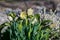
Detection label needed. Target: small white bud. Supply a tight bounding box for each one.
[8,16,13,21]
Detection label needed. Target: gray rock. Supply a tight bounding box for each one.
[56,11,60,17]
[56,3,60,11]
[0,12,8,25]
[5,8,12,14]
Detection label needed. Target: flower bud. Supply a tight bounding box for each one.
[27,8,34,16]
[8,16,13,21]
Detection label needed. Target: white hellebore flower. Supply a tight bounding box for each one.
[27,8,34,16]
[32,18,37,24]
[8,16,13,21]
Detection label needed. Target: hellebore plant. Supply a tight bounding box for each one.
[0,8,60,40]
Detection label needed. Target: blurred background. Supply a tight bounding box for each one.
[0,0,60,11]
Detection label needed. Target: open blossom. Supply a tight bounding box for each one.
[8,16,13,21]
[20,11,27,19]
[27,8,34,16]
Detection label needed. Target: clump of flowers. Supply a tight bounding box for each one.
[0,8,60,40]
